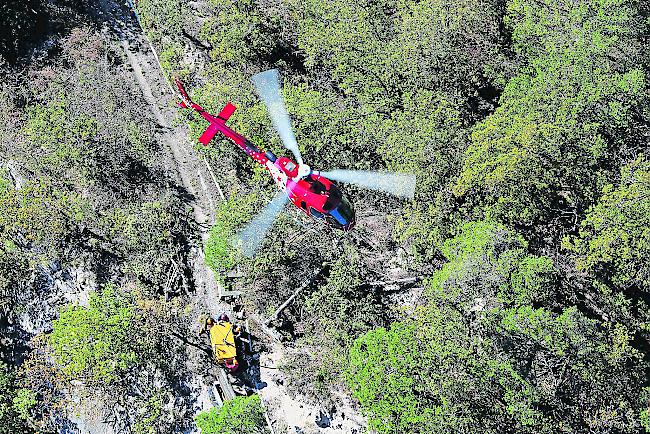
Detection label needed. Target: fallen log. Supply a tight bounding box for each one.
[264,269,323,326]
[360,276,424,288]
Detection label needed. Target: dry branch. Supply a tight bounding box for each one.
[361,276,424,287]
[264,269,323,326]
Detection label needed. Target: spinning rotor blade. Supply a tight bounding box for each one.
[235,191,289,257]
[251,69,303,165]
[318,170,416,199]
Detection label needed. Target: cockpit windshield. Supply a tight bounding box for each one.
[335,196,355,223]
[322,183,342,211]
[326,195,355,230]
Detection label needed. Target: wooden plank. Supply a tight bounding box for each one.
[217,367,236,401]
[219,289,242,298]
[208,384,223,407]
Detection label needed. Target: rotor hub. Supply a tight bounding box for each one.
[297,164,311,179]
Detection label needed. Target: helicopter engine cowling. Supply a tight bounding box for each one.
[275,156,299,178]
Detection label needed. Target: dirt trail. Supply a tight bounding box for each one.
[258,343,366,434]
[120,37,224,313]
[99,1,226,316]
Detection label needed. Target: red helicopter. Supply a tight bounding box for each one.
[175,69,415,255]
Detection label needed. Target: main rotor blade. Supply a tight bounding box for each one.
[235,191,289,257]
[318,170,416,199]
[251,69,303,165]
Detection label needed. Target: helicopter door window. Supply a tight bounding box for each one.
[322,186,342,211]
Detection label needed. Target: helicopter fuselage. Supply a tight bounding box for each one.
[176,79,355,230]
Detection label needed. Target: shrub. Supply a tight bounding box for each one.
[195,395,268,434]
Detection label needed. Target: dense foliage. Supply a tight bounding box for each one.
[0,7,203,432]
[0,362,35,434]
[39,285,198,432]
[195,395,269,434]
[568,158,650,291]
[347,222,646,433]
[49,287,138,385]
[0,24,193,310]
[131,0,650,431]
[1,0,649,431]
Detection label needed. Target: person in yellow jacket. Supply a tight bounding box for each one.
[200,314,240,373]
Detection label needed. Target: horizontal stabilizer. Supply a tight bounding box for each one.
[218,103,237,121]
[199,123,220,146]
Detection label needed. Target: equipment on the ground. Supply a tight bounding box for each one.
[175,69,416,256]
[209,318,239,373]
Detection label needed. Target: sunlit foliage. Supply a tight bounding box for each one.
[195,395,268,434]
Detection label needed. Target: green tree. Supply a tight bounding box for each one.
[204,193,256,273]
[0,172,84,315]
[100,198,190,288]
[132,392,164,434]
[347,221,646,433]
[453,0,647,230]
[0,239,29,315]
[0,173,84,256]
[294,0,509,111]
[0,18,203,434]
[49,287,138,386]
[346,323,433,433]
[567,157,650,291]
[431,220,555,307]
[195,395,269,434]
[4,28,194,296]
[199,0,290,68]
[0,362,35,434]
[18,28,160,195]
[286,244,384,399]
[136,0,185,45]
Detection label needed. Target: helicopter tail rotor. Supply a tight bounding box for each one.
[252,69,304,166]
